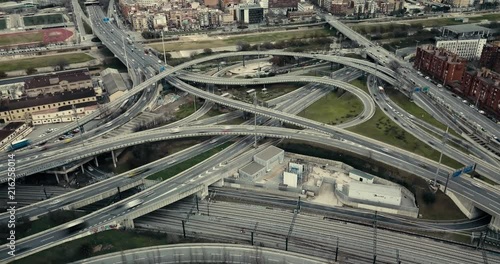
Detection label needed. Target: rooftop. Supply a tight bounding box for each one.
[0,88,96,112]
[349,169,374,180]
[254,146,283,162]
[2,122,24,131]
[240,162,265,176]
[442,24,491,34]
[348,181,401,197]
[102,70,128,95]
[24,69,91,90]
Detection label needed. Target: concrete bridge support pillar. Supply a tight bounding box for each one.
[94,156,99,167]
[197,185,209,200]
[81,165,85,174]
[242,55,245,67]
[121,218,135,230]
[490,216,500,231]
[54,172,60,184]
[330,61,334,70]
[64,173,69,183]
[213,178,224,187]
[111,150,117,168]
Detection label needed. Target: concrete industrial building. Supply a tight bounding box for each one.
[239,162,266,179]
[0,122,29,149]
[24,69,93,98]
[460,68,500,118]
[435,24,491,60]
[414,45,468,86]
[480,42,500,74]
[101,68,128,102]
[254,146,284,171]
[347,181,402,206]
[283,171,298,188]
[349,169,374,183]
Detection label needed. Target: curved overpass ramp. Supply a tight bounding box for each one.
[70,243,329,264]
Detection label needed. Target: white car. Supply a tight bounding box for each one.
[437,84,443,88]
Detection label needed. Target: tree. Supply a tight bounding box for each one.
[26,67,37,75]
[236,41,251,51]
[78,243,93,258]
[190,51,198,58]
[0,71,7,78]
[203,48,213,55]
[422,190,436,205]
[55,59,69,71]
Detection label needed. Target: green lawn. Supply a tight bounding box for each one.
[150,28,330,52]
[0,31,43,47]
[219,117,246,125]
[0,53,94,72]
[347,108,463,169]
[23,14,64,26]
[18,211,86,240]
[350,79,369,93]
[12,230,183,264]
[0,19,6,30]
[146,142,233,181]
[175,100,199,119]
[384,89,459,135]
[299,91,364,125]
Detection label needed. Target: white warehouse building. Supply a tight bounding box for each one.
[348,182,402,206]
[349,169,374,184]
[254,146,284,172]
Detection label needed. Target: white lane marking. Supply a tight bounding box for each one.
[489,203,500,211]
[99,215,108,219]
[40,236,54,242]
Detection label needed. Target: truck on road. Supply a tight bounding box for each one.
[8,139,30,151]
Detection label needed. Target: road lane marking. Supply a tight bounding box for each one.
[40,236,54,242]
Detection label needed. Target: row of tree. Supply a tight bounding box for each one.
[236,37,332,52]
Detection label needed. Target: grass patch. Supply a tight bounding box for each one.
[150,28,331,52]
[146,142,233,181]
[12,230,205,264]
[0,19,6,30]
[0,31,43,47]
[349,79,369,93]
[385,89,461,138]
[23,14,64,26]
[175,100,199,119]
[219,117,246,125]
[299,91,363,125]
[20,211,86,239]
[347,108,463,168]
[0,53,94,72]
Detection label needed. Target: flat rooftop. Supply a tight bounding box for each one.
[350,169,374,180]
[254,146,283,162]
[240,162,265,176]
[442,24,491,34]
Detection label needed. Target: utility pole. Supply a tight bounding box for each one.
[433,126,449,187]
[372,211,377,264]
[72,104,85,147]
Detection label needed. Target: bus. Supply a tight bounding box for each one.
[246,89,255,94]
[221,93,230,98]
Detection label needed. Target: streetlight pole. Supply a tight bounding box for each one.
[253,91,257,148]
[433,126,449,187]
[161,30,167,63]
[72,104,85,147]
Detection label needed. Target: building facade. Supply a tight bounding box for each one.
[435,38,487,60]
[0,88,97,124]
[348,181,402,206]
[237,4,264,24]
[24,69,93,98]
[460,69,500,118]
[414,45,468,86]
[480,42,500,74]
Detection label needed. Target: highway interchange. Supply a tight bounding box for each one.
[1,4,500,263]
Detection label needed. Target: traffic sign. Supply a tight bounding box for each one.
[462,163,476,174]
[103,17,110,22]
[159,66,166,72]
[452,169,463,178]
[414,87,421,92]
[423,87,429,92]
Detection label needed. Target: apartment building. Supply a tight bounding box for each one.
[461,68,500,117]
[414,44,468,86]
[435,24,491,60]
[0,88,97,124]
[24,69,93,98]
[479,42,500,74]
